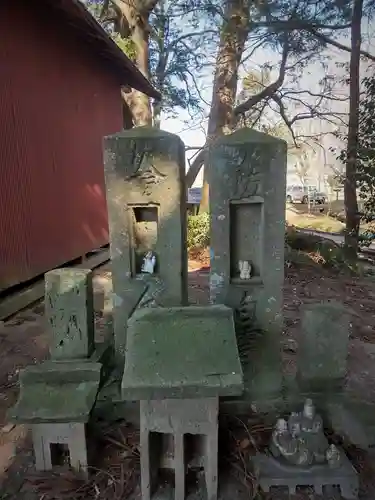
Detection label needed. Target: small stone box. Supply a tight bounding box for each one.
[122,305,244,500]
[8,361,101,476]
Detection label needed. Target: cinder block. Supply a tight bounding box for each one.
[31,422,88,476]
[140,398,218,500]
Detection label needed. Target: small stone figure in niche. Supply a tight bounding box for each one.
[269,398,340,467]
[141,251,156,274]
[326,444,342,468]
[238,260,252,280]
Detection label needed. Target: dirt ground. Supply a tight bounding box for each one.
[0,255,374,498]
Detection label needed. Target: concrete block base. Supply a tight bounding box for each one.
[32,422,88,476]
[140,398,219,500]
[253,452,359,499]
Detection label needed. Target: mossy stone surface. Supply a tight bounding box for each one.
[122,305,243,400]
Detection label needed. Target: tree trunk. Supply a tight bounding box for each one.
[152,1,167,129]
[131,23,153,125]
[198,0,250,212]
[344,0,363,257]
[110,0,155,125]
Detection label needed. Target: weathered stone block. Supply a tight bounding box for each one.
[140,398,218,500]
[121,305,243,400]
[45,269,94,360]
[297,301,350,389]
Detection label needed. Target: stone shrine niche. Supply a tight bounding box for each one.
[229,198,264,283]
[129,204,159,275]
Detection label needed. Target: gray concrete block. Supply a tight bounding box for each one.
[253,452,359,499]
[31,422,88,476]
[140,398,219,500]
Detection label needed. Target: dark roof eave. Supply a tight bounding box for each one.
[43,0,161,100]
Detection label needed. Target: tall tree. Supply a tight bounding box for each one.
[83,0,208,127]
[100,0,160,125]
[199,0,251,212]
[186,0,375,214]
[344,0,364,257]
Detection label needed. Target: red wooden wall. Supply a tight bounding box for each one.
[0,1,123,291]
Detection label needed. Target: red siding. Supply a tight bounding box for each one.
[0,1,123,291]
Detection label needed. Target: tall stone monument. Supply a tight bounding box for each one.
[208,128,287,409]
[103,127,188,366]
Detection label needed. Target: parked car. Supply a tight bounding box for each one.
[286,186,327,205]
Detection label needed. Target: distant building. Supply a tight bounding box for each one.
[0,0,159,292]
[187,187,202,214]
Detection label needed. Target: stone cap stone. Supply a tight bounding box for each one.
[104,126,183,143]
[8,361,101,424]
[215,128,287,145]
[121,305,244,400]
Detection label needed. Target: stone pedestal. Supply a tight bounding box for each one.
[208,129,287,409]
[140,398,218,500]
[8,360,101,474]
[253,453,358,499]
[121,305,243,500]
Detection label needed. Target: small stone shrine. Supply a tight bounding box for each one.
[254,399,359,498]
[122,305,243,500]
[8,269,102,475]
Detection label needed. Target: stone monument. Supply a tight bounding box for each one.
[8,269,102,475]
[253,398,359,498]
[208,128,287,409]
[103,127,188,368]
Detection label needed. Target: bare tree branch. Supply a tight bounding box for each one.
[309,27,375,61]
[234,39,289,116]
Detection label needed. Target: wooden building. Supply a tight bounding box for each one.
[0,0,159,292]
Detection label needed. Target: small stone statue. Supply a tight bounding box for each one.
[141,251,156,274]
[238,260,252,279]
[326,444,342,468]
[270,418,312,466]
[270,399,330,467]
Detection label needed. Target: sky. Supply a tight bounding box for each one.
[160,21,375,188]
